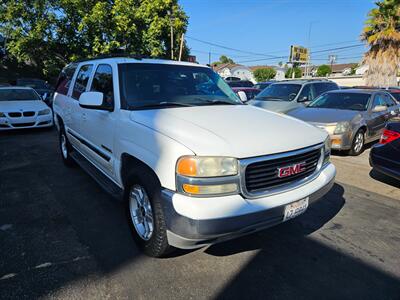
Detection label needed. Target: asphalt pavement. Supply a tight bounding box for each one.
[0,129,399,300]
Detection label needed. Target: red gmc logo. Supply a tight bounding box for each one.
[277,162,307,178]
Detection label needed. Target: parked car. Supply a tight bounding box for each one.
[248,80,339,113]
[254,81,274,90]
[227,80,254,88]
[53,57,335,257]
[224,76,241,82]
[232,87,261,101]
[0,86,53,130]
[16,78,54,107]
[370,121,400,181]
[288,89,400,155]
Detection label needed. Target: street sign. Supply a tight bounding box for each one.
[289,45,309,63]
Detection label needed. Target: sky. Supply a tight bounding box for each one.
[179,0,376,67]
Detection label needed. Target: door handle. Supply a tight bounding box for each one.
[82,113,87,121]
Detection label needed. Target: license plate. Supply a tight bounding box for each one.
[283,197,309,221]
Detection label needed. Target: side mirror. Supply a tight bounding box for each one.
[372,105,387,113]
[79,91,107,110]
[297,96,308,103]
[237,91,248,102]
[289,93,297,101]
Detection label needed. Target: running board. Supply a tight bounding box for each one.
[70,151,124,201]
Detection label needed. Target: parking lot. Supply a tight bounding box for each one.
[0,128,399,299]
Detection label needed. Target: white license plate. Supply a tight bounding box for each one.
[283,197,309,221]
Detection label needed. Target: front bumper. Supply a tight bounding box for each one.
[0,114,53,130]
[329,133,352,150]
[161,163,336,249]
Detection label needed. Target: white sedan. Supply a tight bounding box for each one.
[0,86,53,130]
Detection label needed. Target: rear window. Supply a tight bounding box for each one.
[228,81,254,87]
[313,82,338,97]
[0,89,40,101]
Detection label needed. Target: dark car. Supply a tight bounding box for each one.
[16,78,54,107]
[370,121,400,180]
[232,87,261,101]
[227,80,254,88]
[254,81,274,90]
[387,89,400,102]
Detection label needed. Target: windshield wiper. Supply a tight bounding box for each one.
[131,102,194,110]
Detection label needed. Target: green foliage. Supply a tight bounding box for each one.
[253,67,276,82]
[285,67,302,78]
[0,0,189,80]
[316,65,332,77]
[212,55,235,66]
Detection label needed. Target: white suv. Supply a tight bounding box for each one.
[53,57,336,257]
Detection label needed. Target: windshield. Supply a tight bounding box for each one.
[309,92,371,111]
[119,63,241,109]
[17,79,48,90]
[0,89,40,101]
[255,84,301,101]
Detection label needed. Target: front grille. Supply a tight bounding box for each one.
[245,147,322,193]
[23,111,35,117]
[8,112,22,117]
[11,122,35,128]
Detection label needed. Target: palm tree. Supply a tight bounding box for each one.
[362,0,400,87]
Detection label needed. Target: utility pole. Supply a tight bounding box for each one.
[167,10,174,60]
[208,51,211,66]
[178,33,184,61]
[329,55,337,77]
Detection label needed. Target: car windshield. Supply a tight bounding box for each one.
[390,93,400,102]
[17,79,48,89]
[308,92,371,111]
[119,63,242,109]
[0,89,40,101]
[255,84,301,101]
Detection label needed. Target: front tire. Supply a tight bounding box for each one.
[349,129,365,156]
[59,128,75,167]
[125,167,172,257]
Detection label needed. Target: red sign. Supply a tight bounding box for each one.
[277,162,307,178]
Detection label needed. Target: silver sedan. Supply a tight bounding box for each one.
[288,89,400,155]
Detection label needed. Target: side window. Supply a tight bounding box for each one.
[55,65,77,96]
[72,64,93,100]
[383,94,396,107]
[90,64,114,109]
[313,83,331,98]
[372,94,386,108]
[298,84,312,100]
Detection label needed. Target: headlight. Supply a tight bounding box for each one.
[38,109,51,115]
[0,112,5,117]
[323,136,331,165]
[334,121,350,134]
[176,156,238,177]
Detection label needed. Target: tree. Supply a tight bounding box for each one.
[285,67,302,78]
[253,67,276,82]
[362,0,400,87]
[316,65,332,77]
[212,55,235,66]
[0,0,189,80]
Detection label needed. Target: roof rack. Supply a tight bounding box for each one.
[72,53,146,63]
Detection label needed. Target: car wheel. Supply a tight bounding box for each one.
[349,129,365,156]
[59,128,75,167]
[125,167,172,257]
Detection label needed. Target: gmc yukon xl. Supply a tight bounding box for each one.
[53,57,336,257]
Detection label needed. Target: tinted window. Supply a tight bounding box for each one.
[227,81,254,87]
[90,64,114,109]
[72,64,93,100]
[383,94,396,106]
[56,64,77,96]
[255,84,301,101]
[0,89,40,101]
[390,93,400,102]
[372,94,386,108]
[313,82,338,97]
[119,63,241,109]
[298,84,313,101]
[309,92,371,111]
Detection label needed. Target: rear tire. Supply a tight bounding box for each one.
[124,166,172,257]
[59,127,75,167]
[349,129,365,156]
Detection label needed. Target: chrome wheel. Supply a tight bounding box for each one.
[353,132,364,153]
[61,133,68,159]
[129,185,154,241]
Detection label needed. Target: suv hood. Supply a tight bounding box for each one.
[288,107,360,124]
[130,105,326,158]
[248,99,298,113]
[0,100,48,112]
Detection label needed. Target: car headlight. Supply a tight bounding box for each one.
[38,109,51,115]
[176,156,239,196]
[334,121,350,134]
[323,136,331,165]
[0,112,5,118]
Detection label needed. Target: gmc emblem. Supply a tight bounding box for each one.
[277,162,307,178]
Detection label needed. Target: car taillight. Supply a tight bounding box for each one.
[379,129,400,144]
